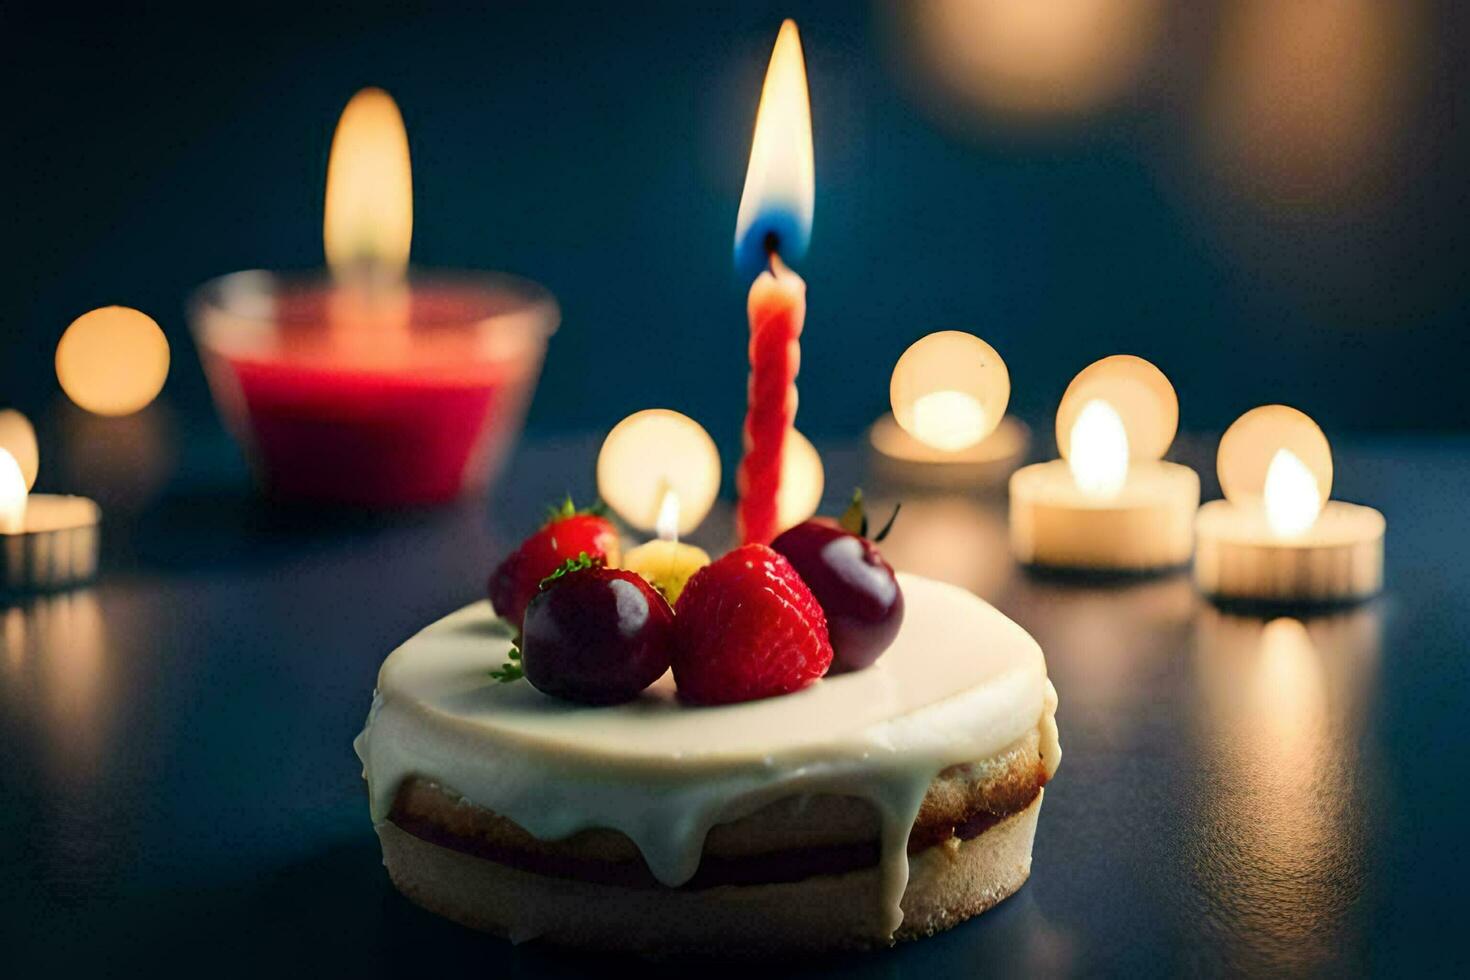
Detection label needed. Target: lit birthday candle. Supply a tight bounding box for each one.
[734,20,816,545]
[597,409,720,602]
[622,489,712,604]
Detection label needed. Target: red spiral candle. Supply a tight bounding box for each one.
[737,254,806,544]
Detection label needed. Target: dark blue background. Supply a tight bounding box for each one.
[5,0,1468,457]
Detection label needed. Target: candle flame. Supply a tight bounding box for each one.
[655,487,681,544]
[911,390,990,452]
[0,409,40,491]
[1068,398,1129,500]
[1264,447,1322,538]
[734,20,815,275]
[324,88,413,279]
[0,447,27,534]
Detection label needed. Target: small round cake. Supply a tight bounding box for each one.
[356,573,1060,956]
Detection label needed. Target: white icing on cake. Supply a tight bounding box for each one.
[355,573,1059,938]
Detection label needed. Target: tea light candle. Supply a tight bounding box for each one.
[0,447,100,594]
[870,331,1029,489]
[622,489,712,603]
[598,410,715,601]
[1194,404,1384,605]
[1010,355,1199,571]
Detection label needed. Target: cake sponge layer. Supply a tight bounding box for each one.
[379,791,1042,957]
[385,726,1047,888]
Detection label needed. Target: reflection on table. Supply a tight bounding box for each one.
[2,591,112,782]
[1188,606,1381,974]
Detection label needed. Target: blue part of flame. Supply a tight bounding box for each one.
[734,205,810,280]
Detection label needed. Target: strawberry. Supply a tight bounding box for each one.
[671,544,833,705]
[487,498,621,633]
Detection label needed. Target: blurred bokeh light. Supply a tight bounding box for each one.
[1201,0,1420,209]
[893,0,1163,120]
[55,306,170,417]
[890,331,1010,452]
[775,427,824,532]
[597,409,722,535]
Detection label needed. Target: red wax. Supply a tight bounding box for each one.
[737,256,807,544]
[192,273,557,508]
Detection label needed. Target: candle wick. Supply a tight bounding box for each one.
[764,241,791,279]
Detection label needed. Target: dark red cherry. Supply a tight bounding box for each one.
[771,519,904,673]
[520,566,674,705]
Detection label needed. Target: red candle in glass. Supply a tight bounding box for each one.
[189,88,558,508]
[734,20,816,545]
[191,271,556,507]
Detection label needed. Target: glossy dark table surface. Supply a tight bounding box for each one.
[4,430,1468,976]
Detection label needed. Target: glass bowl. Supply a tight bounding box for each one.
[190,269,559,508]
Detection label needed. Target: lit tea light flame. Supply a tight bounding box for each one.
[734,19,815,275]
[1068,399,1129,500]
[1264,447,1322,538]
[0,410,39,491]
[655,487,681,544]
[911,390,990,453]
[324,88,413,279]
[623,482,711,605]
[0,447,27,534]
